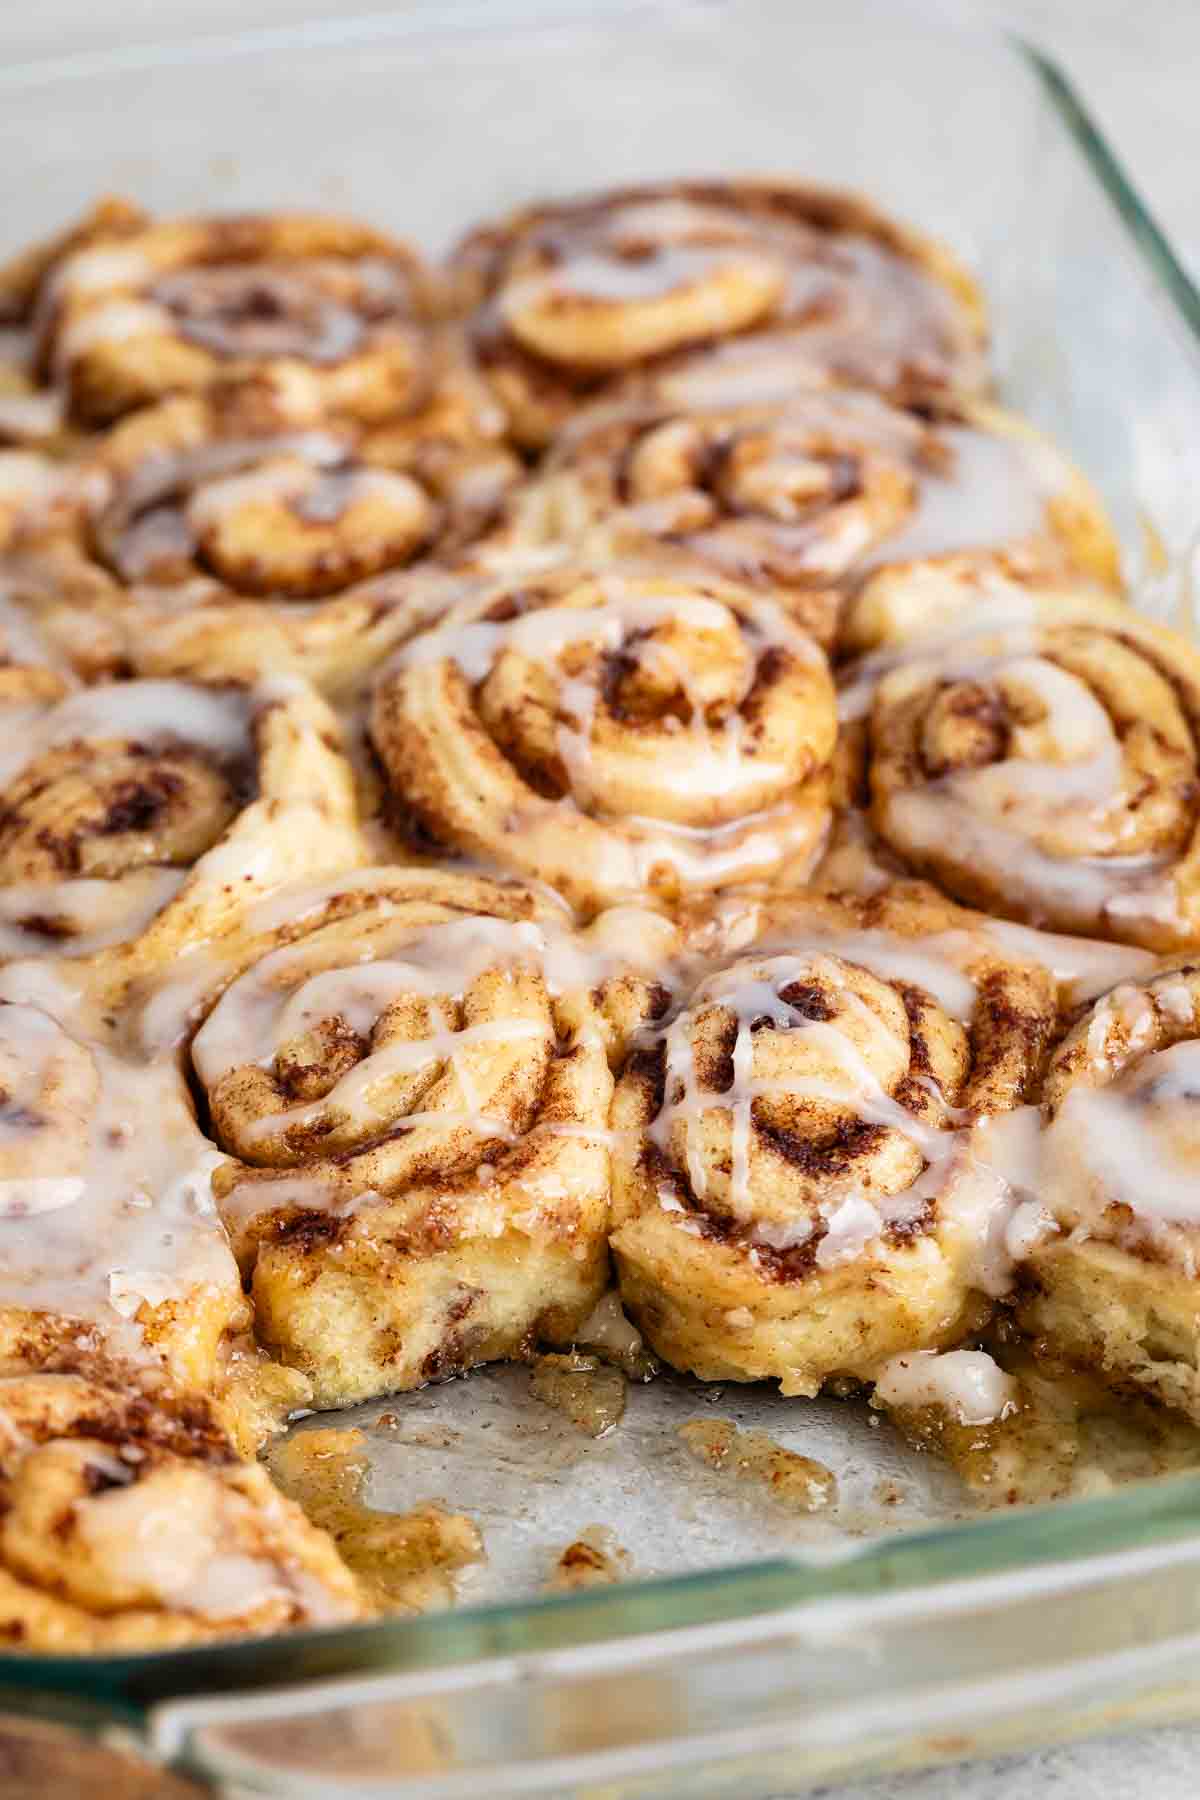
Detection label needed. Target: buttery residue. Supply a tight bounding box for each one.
[545,1524,633,1592]
[220,1341,313,1458]
[370,1413,459,1451]
[678,1417,837,1513]
[268,1427,484,1613]
[530,1351,627,1437]
[880,1334,1200,1506]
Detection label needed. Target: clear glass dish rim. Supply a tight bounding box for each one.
[1,0,1199,1719]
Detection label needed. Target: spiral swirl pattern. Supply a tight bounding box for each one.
[189,868,669,1405]
[834,583,1200,949]
[5,366,520,694]
[0,172,1186,1647]
[0,673,360,967]
[370,565,836,913]
[495,392,1120,646]
[0,1373,363,1648]
[450,179,989,448]
[34,211,440,427]
[610,883,1056,1393]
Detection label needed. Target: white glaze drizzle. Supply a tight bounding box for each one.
[838,595,1192,937]
[505,191,978,393]
[0,390,64,442]
[858,426,1058,569]
[0,995,237,1355]
[504,243,767,310]
[0,677,251,788]
[392,576,826,892]
[874,1348,1019,1424]
[74,1471,353,1623]
[50,248,411,375]
[639,924,1064,1293]
[0,870,188,957]
[572,400,1057,586]
[1045,1030,1200,1263]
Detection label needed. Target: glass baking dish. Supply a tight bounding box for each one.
[3,0,1200,1791]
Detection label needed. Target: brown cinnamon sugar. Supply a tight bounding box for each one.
[545,1525,632,1591]
[678,1417,837,1513]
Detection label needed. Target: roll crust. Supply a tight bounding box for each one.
[831,580,1200,950]
[450,179,989,448]
[609,882,1056,1393]
[33,211,442,428]
[0,1374,363,1649]
[0,673,361,969]
[369,562,837,914]
[187,868,669,1406]
[1017,959,1200,1420]
[486,392,1119,648]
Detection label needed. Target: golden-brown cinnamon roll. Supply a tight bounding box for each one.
[0,1373,363,1649]
[369,563,837,914]
[92,379,521,593]
[0,672,360,966]
[187,867,669,1406]
[1014,960,1200,1421]
[449,180,989,449]
[35,211,441,428]
[831,578,1200,950]
[490,392,1120,646]
[609,883,1057,1393]
[0,197,149,452]
[19,371,521,693]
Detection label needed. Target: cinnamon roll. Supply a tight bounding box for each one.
[0,447,133,683]
[0,1373,363,1649]
[0,196,148,451]
[0,673,360,967]
[831,579,1200,950]
[1014,960,1200,1422]
[34,211,440,428]
[449,179,989,449]
[492,391,1120,646]
[369,564,837,913]
[22,366,522,692]
[609,883,1057,1393]
[187,868,670,1406]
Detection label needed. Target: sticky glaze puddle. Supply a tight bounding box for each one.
[276,1352,1200,1613]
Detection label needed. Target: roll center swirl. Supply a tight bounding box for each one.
[194,913,559,1177]
[645,949,967,1240]
[153,266,367,366]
